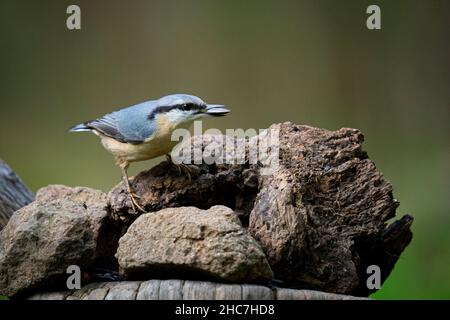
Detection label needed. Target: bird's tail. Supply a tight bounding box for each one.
[69,123,91,132]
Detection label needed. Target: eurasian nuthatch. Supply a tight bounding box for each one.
[70,94,230,211]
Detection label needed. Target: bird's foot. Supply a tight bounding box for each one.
[166,154,193,182]
[178,163,192,182]
[127,189,145,213]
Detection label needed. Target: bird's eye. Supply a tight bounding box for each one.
[180,103,193,111]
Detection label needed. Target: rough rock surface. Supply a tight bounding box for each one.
[108,122,413,295]
[0,185,119,297]
[116,206,273,283]
[27,280,368,300]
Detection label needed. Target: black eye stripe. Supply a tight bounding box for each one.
[148,103,204,120]
[180,103,190,111]
[179,103,201,111]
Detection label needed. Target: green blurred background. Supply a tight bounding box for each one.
[0,0,449,299]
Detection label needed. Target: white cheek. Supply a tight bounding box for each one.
[166,110,199,123]
[165,110,186,123]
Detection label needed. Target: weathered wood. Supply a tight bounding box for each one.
[136,279,161,300]
[27,280,369,300]
[82,282,110,300]
[158,279,184,300]
[36,291,70,300]
[242,284,274,300]
[182,280,217,300]
[104,281,140,300]
[0,159,34,230]
[275,288,367,300]
[215,284,242,300]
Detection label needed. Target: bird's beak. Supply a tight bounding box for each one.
[205,104,230,117]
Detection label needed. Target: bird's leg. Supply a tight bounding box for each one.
[165,154,181,174]
[165,154,192,182]
[118,160,145,213]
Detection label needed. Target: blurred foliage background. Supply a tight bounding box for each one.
[0,0,449,299]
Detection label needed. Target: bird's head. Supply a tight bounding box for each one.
[153,94,230,126]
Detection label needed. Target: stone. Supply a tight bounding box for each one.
[116,206,273,283]
[0,185,115,297]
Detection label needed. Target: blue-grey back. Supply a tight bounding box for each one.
[113,100,158,142]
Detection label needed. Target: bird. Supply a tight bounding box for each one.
[69,93,230,212]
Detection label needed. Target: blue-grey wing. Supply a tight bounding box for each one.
[85,102,156,144]
[84,113,129,143]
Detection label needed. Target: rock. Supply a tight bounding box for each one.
[116,206,273,283]
[0,185,118,297]
[248,123,412,295]
[26,280,368,300]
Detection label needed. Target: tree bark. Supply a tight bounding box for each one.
[0,159,34,230]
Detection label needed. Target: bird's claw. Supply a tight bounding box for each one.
[127,188,145,213]
[129,194,145,213]
[179,163,192,182]
[166,154,193,182]
[129,191,141,199]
